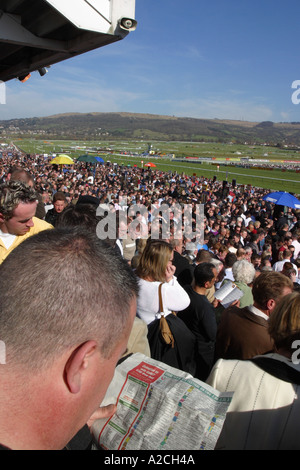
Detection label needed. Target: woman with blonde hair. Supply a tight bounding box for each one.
[136,239,190,325]
[136,239,196,375]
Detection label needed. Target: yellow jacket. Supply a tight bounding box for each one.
[0,217,53,264]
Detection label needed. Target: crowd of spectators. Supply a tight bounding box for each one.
[1,149,299,270]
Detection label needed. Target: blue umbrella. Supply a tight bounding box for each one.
[262,191,300,209]
[95,156,104,163]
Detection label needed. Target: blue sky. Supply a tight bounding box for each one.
[1,0,300,122]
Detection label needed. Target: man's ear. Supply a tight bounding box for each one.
[266,298,276,313]
[0,212,5,224]
[64,340,97,394]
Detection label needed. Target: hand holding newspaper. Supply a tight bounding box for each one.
[214,281,243,309]
[92,353,233,451]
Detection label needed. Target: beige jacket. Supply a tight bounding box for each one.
[123,317,150,358]
[207,353,300,450]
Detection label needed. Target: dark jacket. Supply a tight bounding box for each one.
[172,251,194,286]
[178,285,217,381]
[45,208,60,227]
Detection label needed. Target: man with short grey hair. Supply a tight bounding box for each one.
[0,227,138,450]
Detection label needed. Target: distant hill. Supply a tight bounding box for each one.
[1,112,300,145]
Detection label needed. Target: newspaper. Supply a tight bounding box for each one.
[214,281,243,308]
[92,353,233,451]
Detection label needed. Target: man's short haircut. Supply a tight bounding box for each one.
[283,249,292,259]
[0,181,37,219]
[195,249,213,263]
[0,228,139,371]
[224,252,237,267]
[252,271,293,310]
[170,239,182,250]
[193,262,216,288]
[210,257,223,270]
[10,169,34,186]
[53,191,67,203]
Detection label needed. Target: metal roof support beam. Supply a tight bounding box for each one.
[0,10,67,51]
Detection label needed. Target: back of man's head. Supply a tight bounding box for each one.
[0,227,138,372]
[194,262,216,288]
[283,249,292,259]
[10,169,34,187]
[195,249,212,264]
[224,252,237,268]
[56,203,98,230]
[252,271,293,311]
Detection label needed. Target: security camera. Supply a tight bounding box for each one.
[118,17,137,31]
[38,67,48,77]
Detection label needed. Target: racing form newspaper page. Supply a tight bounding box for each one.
[92,353,233,451]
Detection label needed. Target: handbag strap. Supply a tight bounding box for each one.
[158,283,177,316]
[158,282,164,313]
[158,283,175,348]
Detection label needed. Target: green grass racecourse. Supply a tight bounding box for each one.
[9,138,300,194]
